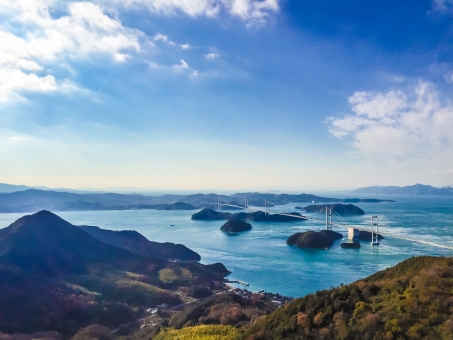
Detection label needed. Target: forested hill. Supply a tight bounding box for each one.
[151,256,453,340]
[351,184,453,196]
[78,225,201,261]
[0,211,229,336]
[243,256,453,340]
[0,189,392,213]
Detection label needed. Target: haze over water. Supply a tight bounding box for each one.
[0,194,452,298]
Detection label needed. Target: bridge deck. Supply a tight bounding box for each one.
[214,201,453,251]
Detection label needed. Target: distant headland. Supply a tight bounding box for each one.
[351,183,453,196]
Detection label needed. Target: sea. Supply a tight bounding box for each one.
[1,194,452,298]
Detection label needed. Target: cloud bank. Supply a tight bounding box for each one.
[113,0,279,24]
[1,0,280,102]
[328,82,453,165]
[0,0,142,102]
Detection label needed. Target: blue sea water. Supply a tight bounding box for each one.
[0,194,452,298]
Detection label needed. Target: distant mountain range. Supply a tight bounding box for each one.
[0,183,31,193]
[0,189,393,213]
[0,182,99,194]
[351,184,453,196]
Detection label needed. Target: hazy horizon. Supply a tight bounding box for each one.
[1,181,452,196]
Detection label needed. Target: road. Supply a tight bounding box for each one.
[110,287,234,334]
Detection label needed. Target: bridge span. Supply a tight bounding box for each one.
[213,195,453,251]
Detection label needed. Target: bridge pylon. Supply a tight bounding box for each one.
[245,197,253,212]
[325,207,333,231]
[371,215,379,246]
[217,195,221,211]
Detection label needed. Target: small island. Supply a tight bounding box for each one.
[220,220,252,233]
[191,208,228,220]
[287,231,330,249]
[319,229,343,240]
[302,203,365,215]
[287,229,344,249]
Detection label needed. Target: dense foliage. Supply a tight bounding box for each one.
[153,325,242,340]
[0,266,135,335]
[244,256,453,340]
[4,211,453,340]
[302,204,365,215]
[286,231,333,249]
[169,292,270,329]
[78,225,201,261]
[220,220,252,232]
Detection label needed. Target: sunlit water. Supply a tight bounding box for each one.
[1,194,452,298]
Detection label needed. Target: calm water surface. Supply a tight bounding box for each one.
[1,194,452,297]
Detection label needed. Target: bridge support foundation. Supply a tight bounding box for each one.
[348,227,360,241]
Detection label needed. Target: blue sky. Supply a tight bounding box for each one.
[0,0,452,191]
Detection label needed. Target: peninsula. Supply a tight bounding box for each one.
[351,183,453,196]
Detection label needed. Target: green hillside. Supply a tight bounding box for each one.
[0,211,228,336]
[78,225,201,261]
[147,256,453,340]
[3,211,453,340]
[244,256,453,340]
[154,325,242,340]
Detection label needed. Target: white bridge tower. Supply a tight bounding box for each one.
[325,207,333,231]
[371,215,379,245]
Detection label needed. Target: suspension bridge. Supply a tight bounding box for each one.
[212,195,453,251]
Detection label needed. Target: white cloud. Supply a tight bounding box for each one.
[229,0,279,24]
[153,33,169,42]
[111,0,280,24]
[432,0,453,13]
[348,90,408,119]
[205,52,219,61]
[153,33,192,49]
[172,59,190,71]
[171,59,207,78]
[1,0,272,102]
[0,0,143,102]
[0,69,56,102]
[328,81,453,163]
